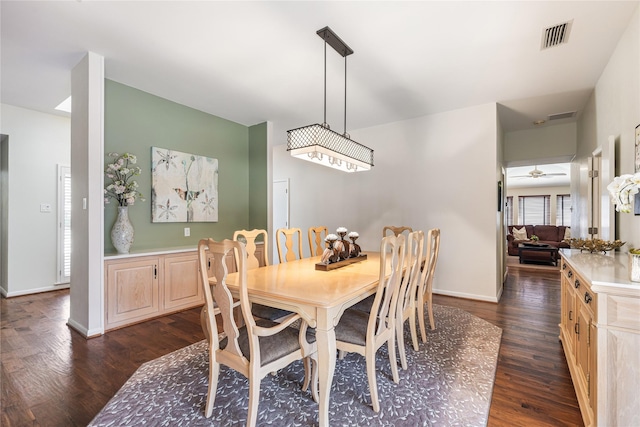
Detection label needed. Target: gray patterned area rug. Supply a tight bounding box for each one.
[89,304,501,426]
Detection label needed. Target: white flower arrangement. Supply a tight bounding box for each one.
[104,152,145,207]
[348,231,359,238]
[607,172,640,213]
[325,234,338,241]
[336,227,348,234]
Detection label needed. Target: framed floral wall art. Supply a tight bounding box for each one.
[151,147,218,223]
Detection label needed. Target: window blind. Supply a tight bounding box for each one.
[556,194,571,227]
[518,195,550,225]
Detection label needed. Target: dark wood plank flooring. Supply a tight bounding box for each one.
[1,267,583,426]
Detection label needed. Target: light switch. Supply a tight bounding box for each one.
[40,203,52,213]
[184,227,190,237]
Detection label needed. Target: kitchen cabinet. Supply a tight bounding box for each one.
[559,250,640,427]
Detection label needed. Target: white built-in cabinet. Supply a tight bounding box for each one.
[559,250,640,427]
[104,244,264,331]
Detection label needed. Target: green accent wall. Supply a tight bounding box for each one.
[248,122,268,230]
[104,80,266,253]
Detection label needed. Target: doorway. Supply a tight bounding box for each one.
[272,179,289,262]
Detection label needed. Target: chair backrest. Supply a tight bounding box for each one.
[198,238,250,360]
[233,229,268,270]
[397,230,425,317]
[276,227,303,263]
[419,228,441,297]
[383,225,413,238]
[308,226,328,257]
[369,234,406,338]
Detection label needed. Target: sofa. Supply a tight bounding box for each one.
[506,225,570,256]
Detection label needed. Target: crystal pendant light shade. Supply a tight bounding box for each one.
[287,26,374,173]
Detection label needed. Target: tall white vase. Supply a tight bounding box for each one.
[111,206,134,254]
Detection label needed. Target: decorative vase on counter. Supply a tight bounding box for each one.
[111,206,134,254]
[629,253,640,283]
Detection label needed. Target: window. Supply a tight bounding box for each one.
[556,194,572,227]
[57,165,71,284]
[518,195,550,225]
[505,196,513,225]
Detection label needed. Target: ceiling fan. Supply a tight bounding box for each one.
[512,166,567,179]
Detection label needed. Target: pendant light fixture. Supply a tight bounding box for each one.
[287,26,374,173]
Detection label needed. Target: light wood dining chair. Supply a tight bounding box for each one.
[395,230,425,369]
[308,226,328,257]
[382,225,413,238]
[417,228,441,340]
[334,234,406,412]
[233,229,292,321]
[198,238,317,425]
[276,227,304,263]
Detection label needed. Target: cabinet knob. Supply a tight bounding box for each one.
[568,271,573,278]
[584,293,592,304]
[562,263,567,270]
[574,279,580,289]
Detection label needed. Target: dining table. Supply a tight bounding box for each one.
[220,251,382,427]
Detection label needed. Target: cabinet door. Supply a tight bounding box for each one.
[106,258,160,329]
[575,302,592,398]
[562,280,575,351]
[164,253,204,311]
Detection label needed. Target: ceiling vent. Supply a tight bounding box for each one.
[548,111,576,121]
[541,20,572,50]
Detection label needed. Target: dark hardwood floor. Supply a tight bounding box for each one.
[1,267,583,426]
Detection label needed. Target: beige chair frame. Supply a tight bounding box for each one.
[382,225,413,238]
[308,226,328,257]
[233,229,269,269]
[417,228,441,339]
[198,238,317,425]
[395,230,425,369]
[276,227,303,263]
[335,234,406,412]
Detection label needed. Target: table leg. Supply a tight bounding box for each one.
[315,323,336,427]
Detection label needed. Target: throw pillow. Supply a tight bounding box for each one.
[512,227,528,240]
[564,227,571,240]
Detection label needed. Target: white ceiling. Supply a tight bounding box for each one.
[1,1,638,143]
[506,162,571,188]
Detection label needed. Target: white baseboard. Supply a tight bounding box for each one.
[433,288,500,303]
[66,317,104,338]
[3,284,70,298]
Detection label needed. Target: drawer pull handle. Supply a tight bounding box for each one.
[575,323,579,335]
[562,263,567,270]
[568,271,573,278]
[569,310,573,321]
[584,293,592,304]
[574,279,580,289]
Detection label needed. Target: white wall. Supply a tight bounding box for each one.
[577,4,640,248]
[274,103,502,302]
[506,185,571,226]
[504,122,577,166]
[0,104,70,296]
